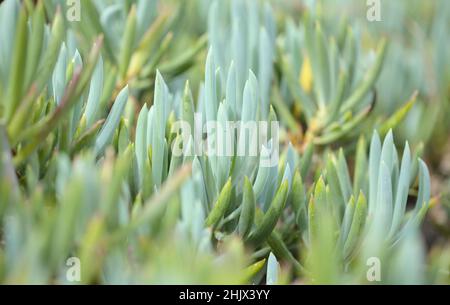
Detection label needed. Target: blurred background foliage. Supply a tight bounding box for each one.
[0,0,449,284]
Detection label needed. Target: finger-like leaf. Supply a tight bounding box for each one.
[389,143,411,238]
[353,136,367,197]
[343,192,367,257]
[118,5,136,79]
[266,252,279,285]
[24,1,44,89]
[368,130,381,215]
[205,178,232,227]
[85,56,104,127]
[340,38,387,112]
[4,6,27,122]
[95,86,129,156]
[247,180,289,245]
[238,176,256,238]
[379,91,417,136]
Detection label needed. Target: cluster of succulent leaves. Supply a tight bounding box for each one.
[311,0,450,154]
[0,0,448,284]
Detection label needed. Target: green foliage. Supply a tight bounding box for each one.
[279,16,388,145]
[0,0,448,285]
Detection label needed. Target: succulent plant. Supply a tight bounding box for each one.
[0,0,448,285]
[322,131,428,251]
[278,15,389,145]
[45,0,207,99]
[295,130,432,283]
[208,0,276,120]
